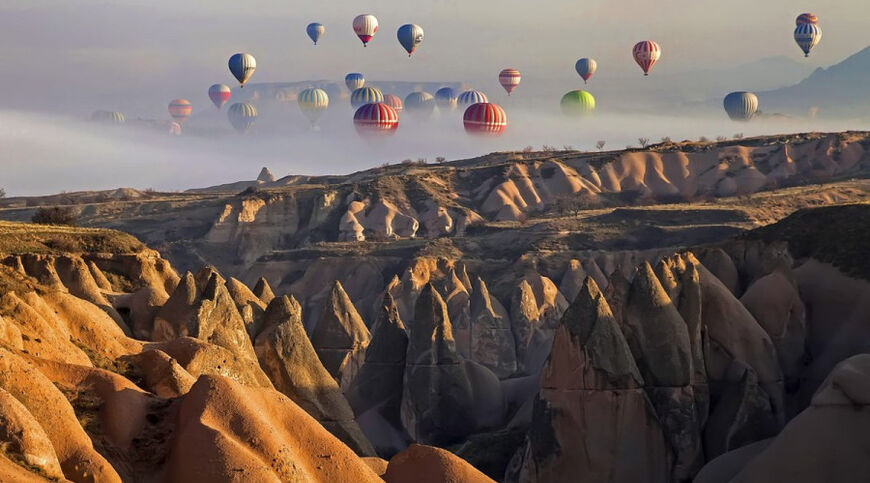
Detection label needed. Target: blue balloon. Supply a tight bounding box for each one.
[435,87,457,110]
[397,24,424,56]
[307,22,325,45]
[345,73,365,91]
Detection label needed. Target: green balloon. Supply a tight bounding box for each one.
[560,90,596,116]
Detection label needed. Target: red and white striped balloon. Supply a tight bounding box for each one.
[353,14,379,46]
[498,68,521,95]
[632,41,661,76]
[208,84,231,109]
[168,99,192,123]
[463,103,507,137]
[354,103,399,136]
[383,94,403,114]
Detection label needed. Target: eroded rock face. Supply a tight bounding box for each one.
[469,277,517,378]
[254,295,375,456]
[384,444,496,483]
[311,280,371,382]
[401,284,475,446]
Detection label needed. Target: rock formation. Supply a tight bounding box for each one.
[311,280,371,382]
[469,277,517,378]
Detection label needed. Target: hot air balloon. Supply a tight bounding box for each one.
[353,14,379,46]
[435,87,458,110]
[168,99,192,124]
[498,69,521,95]
[383,94,404,114]
[345,73,365,91]
[354,103,399,136]
[229,53,256,87]
[632,41,661,76]
[91,110,125,124]
[458,90,488,108]
[796,13,819,25]
[307,22,325,45]
[723,92,758,121]
[463,103,507,137]
[794,23,821,57]
[208,84,231,109]
[168,121,182,136]
[351,87,384,109]
[560,90,596,116]
[397,24,424,56]
[404,91,435,117]
[575,58,597,84]
[228,102,258,133]
[298,88,329,127]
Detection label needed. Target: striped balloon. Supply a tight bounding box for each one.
[354,103,399,136]
[560,90,596,116]
[353,14,378,46]
[796,13,818,26]
[351,87,384,108]
[397,24,424,56]
[228,53,256,87]
[383,94,403,113]
[723,92,758,121]
[498,69,521,95]
[91,110,125,124]
[307,22,325,45]
[208,84,231,109]
[227,102,258,133]
[794,23,822,57]
[345,73,365,91]
[458,90,488,108]
[168,99,192,123]
[298,88,329,125]
[575,58,598,83]
[404,91,435,117]
[632,41,661,76]
[463,103,507,136]
[435,87,458,110]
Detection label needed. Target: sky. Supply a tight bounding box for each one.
[1,0,869,195]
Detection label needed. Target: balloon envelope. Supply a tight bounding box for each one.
[632,41,661,76]
[168,99,192,123]
[345,73,365,91]
[208,84,231,109]
[794,23,821,57]
[229,53,256,87]
[227,102,258,133]
[91,110,125,124]
[463,103,507,136]
[354,103,399,136]
[498,69,521,95]
[435,87,458,110]
[723,91,758,121]
[458,90,488,108]
[383,94,403,113]
[560,90,596,116]
[351,87,384,108]
[298,88,329,124]
[353,14,378,46]
[575,58,598,83]
[404,91,435,117]
[307,22,325,44]
[397,24,424,56]
[796,13,818,25]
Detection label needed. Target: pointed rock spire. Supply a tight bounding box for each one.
[252,277,275,305]
[257,166,275,183]
[311,280,371,379]
[469,277,517,378]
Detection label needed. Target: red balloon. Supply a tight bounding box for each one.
[354,103,399,136]
[383,94,403,113]
[463,103,507,137]
[632,41,661,76]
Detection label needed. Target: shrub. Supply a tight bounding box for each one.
[522,145,534,153]
[31,207,78,226]
[660,137,672,143]
[734,133,744,139]
[596,140,606,151]
[435,156,446,164]
[542,144,556,152]
[0,188,5,199]
[638,137,650,148]
[716,136,727,142]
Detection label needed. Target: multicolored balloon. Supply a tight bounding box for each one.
[227,102,258,133]
[463,103,507,137]
[397,24,424,56]
[345,73,365,91]
[208,84,231,109]
[498,69,521,95]
[632,41,661,76]
[228,53,256,87]
[168,99,192,123]
[794,23,822,57]
[404,91,435,117]
[575,58,597,84]
[298,88,329,126]
[353,14,379,46]
[351,87,384,109]
[723,91,758,121]
[435,87,458,110]
[457,89,488,108]
[560,90,596,116]
[796,13,819,25]
[307,22,325,45]
[383,94,404,114]
[91,110,125,124]
[354,103,399,136]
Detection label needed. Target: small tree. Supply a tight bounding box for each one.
[716,136,727,142]
[522,145,534,153]
[542,144,556,152]
[699,136,709,143]
[596,140,606,151]
[562,145,574,151]
[734,133,744,140]
[660,136,672,143]
[0,188,5,199]
[638,137,650,148]
[31,207,78,226]
[435,156,446,164]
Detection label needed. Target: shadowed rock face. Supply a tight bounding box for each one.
[401,284,475,446]
[311,280,371,381]
[252,276,276,305]
[254,295,375,456]
[469,277,517,378]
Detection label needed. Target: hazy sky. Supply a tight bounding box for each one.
[1,1,869,196]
